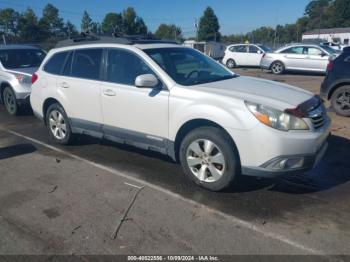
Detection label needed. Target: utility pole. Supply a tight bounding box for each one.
[195,18,199,42]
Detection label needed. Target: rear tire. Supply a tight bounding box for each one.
[226,59,236,69]
[179,126,240,191]
[270,61,285,75]
[331,85,350,117]
[2,86,18,115]
[46,103,74,145]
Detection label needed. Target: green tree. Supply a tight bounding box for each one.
[155,23,182,40]
[0,8,19,37]
[121,7,148,35]
[64,21,78,37]
[102,12,123,35]
[81,11,93,32]
[39,4,64,37]
[198,7,220,41]
[91,22,102,35]
[17,8,40,42]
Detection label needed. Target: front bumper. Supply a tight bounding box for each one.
[227,115,331,178]
[241,138,329,178]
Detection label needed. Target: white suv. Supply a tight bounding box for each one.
[30,36,331,191]
[222,44,271,68]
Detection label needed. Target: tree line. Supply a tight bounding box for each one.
[0,0,349,49]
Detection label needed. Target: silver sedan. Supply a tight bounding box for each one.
[260,44,340,74]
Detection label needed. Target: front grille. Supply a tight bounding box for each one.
[309,104,326,130]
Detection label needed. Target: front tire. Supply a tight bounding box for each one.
[46,103,73,145]
[270,61,285,75]
[3,87,18,115]
[179,126,240,191]
[331,85,350,117]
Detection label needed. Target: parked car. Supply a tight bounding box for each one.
[31,36,331,191]
[320,47,350,117]
[260,44,341,75]
[222,44,271,68]
[320,41,346,51]
[0,44,46,115]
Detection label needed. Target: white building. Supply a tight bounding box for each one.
[183,40,226,59]
[302,27,350,46]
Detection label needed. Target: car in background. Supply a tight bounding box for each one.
[260,44,341,75]
[222,44,271,68]
[321,47,350,117]
[320,41,346,51]
[0,44,46,115]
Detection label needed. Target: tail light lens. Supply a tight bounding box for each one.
[327,60,334,72]
[31,73,38,84]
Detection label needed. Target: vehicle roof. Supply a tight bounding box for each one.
[0,44,41,50]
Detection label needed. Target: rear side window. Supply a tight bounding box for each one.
[71,49,103,80]
[229,45,248,53]
[281,46,305,54]
[44,52,68,75]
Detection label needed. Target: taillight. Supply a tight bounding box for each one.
[327,60,334,72]
[31,73,38,84]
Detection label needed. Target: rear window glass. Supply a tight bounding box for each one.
[71,49,102,80]
[0,48,45,69]
[44,52,68,75]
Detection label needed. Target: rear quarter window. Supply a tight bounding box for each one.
[44,52,69,75]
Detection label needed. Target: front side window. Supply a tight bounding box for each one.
[249,45,259,53]
[44,51,68,75]
[71,48,102,80]
[144,47,235,86]
[0,48,45,69]
[106,49,155,86]
[307,47,323,56]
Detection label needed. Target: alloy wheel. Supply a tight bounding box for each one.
[186,139,226,183]
[49,110,67,140]
[335,90,350,110]
[271,62,283,74]
[226,60,235,68]
[3,88,17,114]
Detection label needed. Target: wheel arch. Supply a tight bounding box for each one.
[328,82,350,100]
[270,60,285,70]
[42,97,62,125]
[0,82,12,103]
[173,118,240,163]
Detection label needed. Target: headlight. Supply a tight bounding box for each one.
[245,101,309,131]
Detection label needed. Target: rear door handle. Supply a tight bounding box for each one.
[103,89,116,96]
[59,82,69,88]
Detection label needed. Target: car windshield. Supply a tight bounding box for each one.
[257,45,272,52]
[144,47,236,86]
[0,48,46,69]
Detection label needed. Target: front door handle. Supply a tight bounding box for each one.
[59,82,69,88]
[103,89,116,96]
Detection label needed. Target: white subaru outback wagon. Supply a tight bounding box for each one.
[30,36,331,191]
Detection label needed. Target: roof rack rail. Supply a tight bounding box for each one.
[55,32,178,48]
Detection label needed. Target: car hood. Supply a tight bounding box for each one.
[193,76,314,109]
[5,67,38,76]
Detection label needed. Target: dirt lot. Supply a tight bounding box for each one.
[0,68,349,258]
